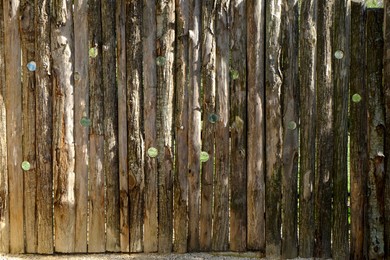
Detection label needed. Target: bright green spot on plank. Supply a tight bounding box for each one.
[208,114,219,124]
[89,47,98,58]
[230,69,239,80]
[352,93,362,103]
[200,151,210,163]
[334,50,344,59]
[288,121,297,130]
[80,117,91,127]
[147,147,158,158]
[21,161,31,171]
[156,56,166,66]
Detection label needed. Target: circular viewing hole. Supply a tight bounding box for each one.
[200,151,210,163]
[27,61,36,72]
[21,161,31,171]
[334,50,344,59]
[208,114,219,124]
[147,147,158,158]
[352,93,362,103]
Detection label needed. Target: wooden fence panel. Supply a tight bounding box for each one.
[366,9,385,259]
[246,0,265,252]
[74,0,89,252]
[281,0,299,258]
[350,3,368,259]
[315,0,334,257]
[229,0,247,252]
[4,0,24,253]
[265,0,282,256]
[51,0,75,253]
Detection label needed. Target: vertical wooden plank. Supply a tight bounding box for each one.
[51,0,75,253]
[200,0,216,252]
[265,0,282,257]
[229,0,247,252]
[350,3,368,260]
[315,0,334,257]
[88,0,105,252]
[74,0,89,252]
[366,9,385,259]
[246,0,265,252]
[127,0,144,253]
[35,0,53,253]
[20,0,36,253]
[4,0,24,253]
[102,0,120,252]
[174,0,189,253]
[384,1,390,257]
[281,0,299,257]
[143,0,158,252]
[298,0,317,257]
[117,0,129,252]
[212,0,230,251]
[332,0,351,258]
[156,0,175,253]
[0,0,9,253]
[188,0,201,252]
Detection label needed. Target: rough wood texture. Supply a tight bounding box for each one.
[350,3,368,260]
[88,0,105,252]
[0,0,9,252]
[20,0,36,253]
[332,0,351,258]
[212,0,230,251]
[265,0,282,257]
[4,0,24,253]
[246,0,265,252]
[174,0,189,253]
[298,0,317,257]
[73,0,89,252]
[229,0,247,252]
[200,0,216,251]
[315,0,333,257]
[366,9,385,259]
[281,0,299,257]
[143,0,158,252]
[156,0,175,253]
[127,0,144,253]
[102,0,120,252]
[51,0,75,253]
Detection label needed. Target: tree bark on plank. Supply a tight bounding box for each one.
[51,0,76,252]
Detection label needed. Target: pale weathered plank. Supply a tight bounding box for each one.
[127,0,144,253]
[229,0,247,252]
[246,0,265,252]
[51,0,76,252]
[200,0,216,252]
[143,0,158,252]
[4,0,24,253]
[73,0,89,252]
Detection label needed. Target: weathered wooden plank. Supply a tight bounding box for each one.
[4,0,24,253]
[314,0,333,257]
[143,0,158,252]
[102,0,120,252]
[349,3,368,259]
[126,0,144,253]
[281,0,299,257]
[246,0,265,252]
[229,0,247,252]
[73,0,89,252]
[199,0,216,252]
[88,0,105,252]
[366,9,385,259]
[212,0,230,251]
[384,1,390,257]
[265,0,282,257]
[298,0,317,257]
[156,0,175,253]
[0,0,9,252]
[187,0,201,252]
[117,0,129,252]
[332,0,351,258]
[20,0,36,253]
[174,0,189,253]
[51,0,75,253]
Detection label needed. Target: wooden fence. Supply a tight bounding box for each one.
[0,0,389,259]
